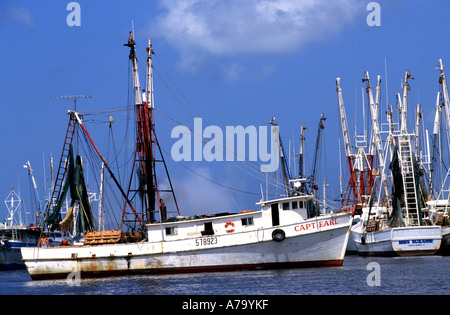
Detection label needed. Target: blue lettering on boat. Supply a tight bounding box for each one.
[411,239,433,244]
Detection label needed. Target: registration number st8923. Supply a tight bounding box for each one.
[195,236,218,246]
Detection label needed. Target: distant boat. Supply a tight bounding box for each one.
[424,59,450,256]
[0,188,40,270]
[21,32,352,280]
[426,200,450,255]
[336,70,443,256]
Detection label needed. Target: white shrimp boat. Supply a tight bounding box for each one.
[21,196,352,280]
[337,70,444,256]
[349,203,442,256]
[351,220,441,256]
[21,33,352,280]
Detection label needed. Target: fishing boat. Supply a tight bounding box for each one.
[336,70,442,256]
[422,59,450,256]
[21,33,352,280]
[0,188,40,270]
[22,194,352,280]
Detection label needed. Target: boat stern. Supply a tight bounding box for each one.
[391,226,442,256]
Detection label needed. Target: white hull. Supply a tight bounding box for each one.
[22,211,352,280]
[345,217,361,254]
[391,226,442,256]
[352,226,394,256]
[351,223,442,256]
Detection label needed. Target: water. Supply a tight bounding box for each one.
[0,255,448,295]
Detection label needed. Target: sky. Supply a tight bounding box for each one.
[0,0,449,225]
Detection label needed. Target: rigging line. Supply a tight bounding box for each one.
[133,67,286,188]
[77,117,147,231]
[153,67,197,119]
[152,59,233,130]
[81,110,292,199]
[83,114,297,199]
[102,177,124,229]
[313,188,341,207]
[76,129,123,230]
[158,146,262,196]
[151,125,180,215]
[82,118,131,124]
[153,107,268,175]
[153,115,293,194]
[153,53,202,117]
[75,185,96,232]
[82,106,130,116]
[152,86,194,128]
[82,118,133,177]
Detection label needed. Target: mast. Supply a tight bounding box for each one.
[400,70,412,134]
[336,78,358,205]
[310,114,326,192]
[432,92,442,194]
[124,31,156,224]
[24,161,41,223]
[336,78,353,158]
[438,59,450,156]
[269,117,291,197]
[123,32,180,226]
[146,39,154,111]
[298,126,306,179]
[98,162,105,231]
[297,125,307,193]
[363,72,389,204]
[396,71,422,226]
[415,104,423,158]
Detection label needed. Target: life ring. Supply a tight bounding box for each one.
[225,221,235,233]
[272,229,285,242]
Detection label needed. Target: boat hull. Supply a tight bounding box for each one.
[352,227,394,256]
[351,225,442,256]
[22,214,352,280]
[0,229,40,270]
[391,226,442,256]
[0,247,25,270]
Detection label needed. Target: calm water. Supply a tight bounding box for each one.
[0,255,448,295]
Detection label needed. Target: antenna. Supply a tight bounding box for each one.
[52,95,94,111]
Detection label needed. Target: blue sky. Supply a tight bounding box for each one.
[0,0,449,224]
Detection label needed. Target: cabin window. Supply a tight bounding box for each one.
[299,201,304,209]
[241,217,254,226]
[282,202,290,210]
[292,201,298,209]
[202,222,214,236]
[165,226,178,236]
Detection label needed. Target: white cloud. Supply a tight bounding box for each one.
[151,0,363,70]
[220,62,277,82]
[221,63,245,82]
[7,6,35,27]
